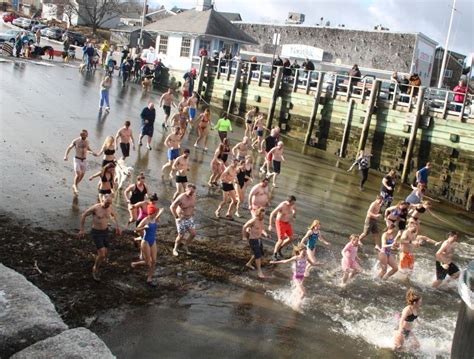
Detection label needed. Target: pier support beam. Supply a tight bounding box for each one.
[226,61,242,114]
[357,80,381,153]
[266,66,283,130]
[401,86,425,183]
[304,73,325,145]
[339,99,354,157]
[196,57,208,99]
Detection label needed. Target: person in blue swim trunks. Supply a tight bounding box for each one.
[300,219,331,276]
[132,204,163,286]
[161,126,182,180]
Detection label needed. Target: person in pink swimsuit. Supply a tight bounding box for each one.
[341,234,363,285]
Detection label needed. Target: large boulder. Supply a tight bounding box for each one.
[11,328,115,359]
[0,264,68,357]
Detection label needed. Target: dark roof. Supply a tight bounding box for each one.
[218,12,242,22]
[144,9,257,45]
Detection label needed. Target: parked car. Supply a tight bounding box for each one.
[0,29,35,44]
[63,31,86,46]
[12,17,27,27]
[2,12,17,23]
[31,24,48,33]
[46,27,65,40]
[21,19,41,30]
[40,27,50,37]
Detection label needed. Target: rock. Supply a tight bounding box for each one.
[0,264,68,357]
[11,328,115,359]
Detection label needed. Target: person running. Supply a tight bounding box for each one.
[300,219,330,276]
[215,159,239,219]
[124,173,148,226]
[170,183,197,257]
[242,207,268,278]
[187,92,198,128]
[359,194,384,245]
[78,195,121,281]
[267,141,285,187]
[194,107,212,150]
[415,162,431,187]
[393,288,422,351]
[377,224,398,279]
[96,136,116,166]
[161,126,182,180]
[115,121,135,160]
[216,138,231,165]
[269,195,297,260]
[213,113,233,142]
[270,243,317,300]
[232,136,250,161]
[64,129,97,196]
[248,177,270,217]
[252,113,265,149]
[89,162,116,201]
[405,184,435,205]
[132,204,163,286]
[260,127,280,173]
[432,231,460,288]
[99,76,112,112]
[138,102,156,150]
[348,150,372,190]
[208,149,226,188]
[159,88,176,128]
[244,106,258,140]
[172,149,190,199]
[380,169,397,208]
[234,160,251,217]
[385,201,410,230]
[173,106,189,139]
[341,234,362,285]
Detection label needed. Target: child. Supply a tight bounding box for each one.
[300,219,330,276]
[271,243,316,299]
[393,288,422,351]
[341,234,363,285]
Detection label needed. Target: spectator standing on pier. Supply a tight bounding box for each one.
[199,46,208,57]
[302,58,314,71]
[400,75,410,103]
[416,162,432,187]
[349,64,361,89]
[452,80,468,112]
[390,72,400,100]
[409,73,421,98]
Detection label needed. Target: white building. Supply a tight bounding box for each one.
[143,1,256,71]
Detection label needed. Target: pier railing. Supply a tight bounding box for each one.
[199,58,473,120]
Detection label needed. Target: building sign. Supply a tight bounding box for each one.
[412,38,435,86]
[281,44,324,61]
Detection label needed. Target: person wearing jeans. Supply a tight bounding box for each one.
[348,150,372,190]
[99,76,112,112]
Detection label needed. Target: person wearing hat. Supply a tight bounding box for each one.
[182,68,197,99]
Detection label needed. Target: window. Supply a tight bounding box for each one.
[158,35,168,54]
[435,51,443,59]
[444,69,453,78]
[199,39,210,50]
[180,37,191,57]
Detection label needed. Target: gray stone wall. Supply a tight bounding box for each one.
[234,23,417,73]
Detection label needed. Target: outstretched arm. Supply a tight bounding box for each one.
[64,141,75,160]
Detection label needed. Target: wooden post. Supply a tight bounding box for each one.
[257,64,263,87]
[391,82,398,109]
[401,86,426,183]
[357,80,381,153]
[265,66,283,130]
[292,69,299,92]
[195,56,207,98]
[246,63,252,84]
[216,57,221,79]
[339,99,354,157]
[305,70,311,94]
[332,74,338,98]
[459,91,467,120]
[226,61,242,115]
[304,72,325,145]
[345,76,352,102]
[226,61,232,81]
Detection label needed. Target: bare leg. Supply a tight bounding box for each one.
[173,233,183,257]
[215,192,229,217]
[226,191,237,217]
[246,255,255,270]
[148,243,157,283]
[92,248,107,280]
[384,255,398,279]
[184,228,195,254]
[255,258,265,278]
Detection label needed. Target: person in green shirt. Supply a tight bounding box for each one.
[213,113,233,142]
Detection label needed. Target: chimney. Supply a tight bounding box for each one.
[196,0,213,11]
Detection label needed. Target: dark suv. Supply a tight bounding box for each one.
[64,31,86,46]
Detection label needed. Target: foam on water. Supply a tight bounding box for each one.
[266,284,310,313]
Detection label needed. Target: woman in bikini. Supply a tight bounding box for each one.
[97,135,116,166]
[89,162,116,201]
[377,224,398,279]
[124,172,148,226]
[393,288,422,351]
[193,107,212,151]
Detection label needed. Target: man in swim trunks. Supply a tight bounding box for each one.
[170,183,197,257]
[232,136,250,161]
[269,195,297,260]
[267,141,285,187]
[187,92,198,127]
[78,195,121,281]
[242,207,268,278]
[115,120,135,160]
[159,88,176,128]
[138,102,156,150]
[162,126,182,180]
[172,149,190,200]
[248,177,270,217]
[432,231,460,288]
[359,194,384,246]
[215,159,239,219]
[64,129,97,196]
[260,127,280,173]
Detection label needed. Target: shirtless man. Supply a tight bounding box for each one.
[432,231,460,288]
[267,141,285,187]
[187,92,199,127]
[78,195,121,281]
[260,127,280,173]
[115,120,135,160]
[64,129,97,196]
[170,106,189,139]
[232,136,250,161]
[251,114,265,149]
[172,149,190,199]
[170,183,197,257]
[242,207,268,278]
[268,195,297,260]
[159,88,176,128]
[359,194,384,246]
[161,126,182,180]
[396,223,439,276]
[215,159,239,219]
[248,177,270,217]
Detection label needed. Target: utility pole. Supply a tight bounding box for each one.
[138,0,147,51]
[437,0,456,88]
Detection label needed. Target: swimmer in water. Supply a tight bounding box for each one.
[393,288,422,351]
[341,234,363,285]
[271,243,316,300]
[300,219,330,276]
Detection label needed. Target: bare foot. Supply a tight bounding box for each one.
[215,210,220,218]
[245,262,255,270]
[72,185,79,196]
[184,246,192,255]
[257,272,266,279]
[235,211,241,218]
[172,248,179,257]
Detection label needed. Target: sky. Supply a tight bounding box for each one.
[150,0,474,58]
